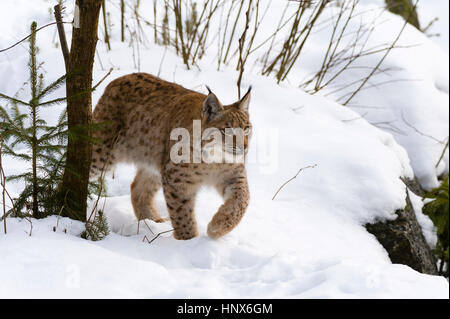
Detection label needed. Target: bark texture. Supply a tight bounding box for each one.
[60,0,102,221]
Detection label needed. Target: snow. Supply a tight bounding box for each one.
[0,0,448,298]
[409,191,438,248]
[419,0,450,53]
[1,216,448,299]
[270,0,450,190]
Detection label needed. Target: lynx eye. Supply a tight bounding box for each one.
[221,128,235,136]
[244,126,252,136]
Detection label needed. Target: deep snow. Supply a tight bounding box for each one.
[0,0,448,298]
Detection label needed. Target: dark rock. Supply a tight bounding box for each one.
[366,189,438,275]
[402,177,424,197]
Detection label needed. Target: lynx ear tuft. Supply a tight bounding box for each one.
[203,91,223,123]
[239,86,252,112]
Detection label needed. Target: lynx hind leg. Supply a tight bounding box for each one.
[90,104,122,179]
[131,168,167,223]
[90,142,116,178]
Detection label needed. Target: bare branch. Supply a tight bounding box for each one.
[401,111,446,144]
[93,68,114,91]
[343,0,420,105]
[272,164,317,200]
[143,229,174,245]
[436,138,449,169]
[54,4,70,70]
[0,21,71,54]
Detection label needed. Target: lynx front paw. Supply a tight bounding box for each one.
[207,218,230,239]
[207,223,221,239]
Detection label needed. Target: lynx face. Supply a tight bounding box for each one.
[201,88,253,163]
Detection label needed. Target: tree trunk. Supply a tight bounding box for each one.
[60,0,102,221]
[29,22,41,219]
[31,101,39,218]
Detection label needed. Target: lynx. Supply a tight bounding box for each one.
[91,73,252,240]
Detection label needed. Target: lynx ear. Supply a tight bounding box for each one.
[203,88,223,123]
[238,86,252,112]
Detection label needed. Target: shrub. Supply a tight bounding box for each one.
[423,176,449,277]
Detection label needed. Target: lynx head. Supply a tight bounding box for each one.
[201,87,253,160]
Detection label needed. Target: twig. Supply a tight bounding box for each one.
[25,214,33,237]
[272,164,317,200]
[96,48,105,71]
[342,111,369,123]
[0,21,71,54]
[92,68,113,91]
[102,0,111,51]
[0,139,19,232]
[436,138,449,169]
[223,0,245,64]
[143,219,155,235]
[237,0,253,98]
[371,120,406,135]
[55,190,69,231]
[158,46,168,77]
[401,111,446,144]
[143,229,174,245]
[343,0,420,105]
